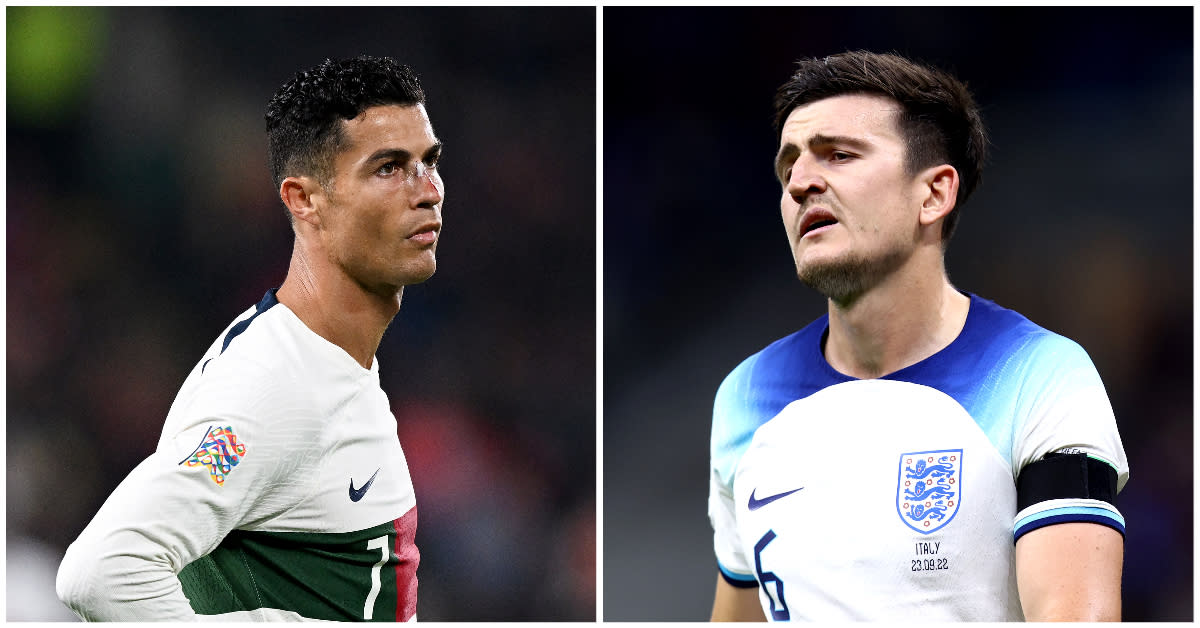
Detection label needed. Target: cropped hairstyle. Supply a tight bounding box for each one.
[266,55,425,198]
[774,51,987,242]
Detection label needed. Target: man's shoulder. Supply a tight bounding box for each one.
[165,294,351,438]
[963,293,1092,366]
[200,291,364,391]
[725,315,828,382]
[196,306,309,392]
[713,315,832,429]
[710,315,834,487]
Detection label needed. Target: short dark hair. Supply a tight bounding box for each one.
[773,51,987,241]
[265,55,426,193]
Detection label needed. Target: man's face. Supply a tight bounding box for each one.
[318,103,444,295]
[775,93,924,302]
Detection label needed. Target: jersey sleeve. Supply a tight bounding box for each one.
[709,361,760,588]
[55,365,323,621]
[708,466,756,587]
[1010,334,1129,540]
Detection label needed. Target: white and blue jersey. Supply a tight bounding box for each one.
[708,293,1128,621]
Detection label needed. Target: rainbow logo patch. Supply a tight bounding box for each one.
[180,425,247,486]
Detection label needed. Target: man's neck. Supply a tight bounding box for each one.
[275,240,401,370]
[823,259,969,380]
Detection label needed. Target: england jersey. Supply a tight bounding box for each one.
[708,293,1128,621]
[57,289,419,622]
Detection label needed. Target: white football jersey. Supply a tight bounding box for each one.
[709,293,1128,621]
[58,289,419,621]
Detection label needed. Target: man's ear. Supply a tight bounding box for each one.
[280,176,325,227]
[917,164,960,227]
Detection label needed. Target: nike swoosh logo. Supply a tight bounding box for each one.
[747,487,804,511]
[349,468,381,502]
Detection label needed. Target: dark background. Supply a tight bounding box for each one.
[7,6,595,621]
[604,6,1192,621]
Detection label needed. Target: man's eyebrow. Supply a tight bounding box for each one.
[807,133,871,151]
[363,143,443,170]
[366,143,442,164]
[774,134,872,177]
[366,148,413,165]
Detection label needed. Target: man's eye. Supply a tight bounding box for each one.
[378,162,398,175]
[830,151,852,162]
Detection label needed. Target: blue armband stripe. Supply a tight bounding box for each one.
[1013,506,1126,542]
[717,561,758,588]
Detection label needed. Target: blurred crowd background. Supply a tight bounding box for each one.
[605,6,1192,621]
[7,6,595,621]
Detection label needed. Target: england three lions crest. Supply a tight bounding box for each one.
[896,449,961,534]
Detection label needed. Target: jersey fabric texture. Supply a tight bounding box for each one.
[708,293,1128,621]
[57,289,420,622]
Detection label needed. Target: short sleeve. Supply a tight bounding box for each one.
[709,359,762,587]
[708,465,756,587]
[1010,334,1129,539]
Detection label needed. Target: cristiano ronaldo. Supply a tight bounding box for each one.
[57,55,441,621]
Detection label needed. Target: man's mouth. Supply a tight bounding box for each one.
[799,209,838,237]
[804,219,837,235]
[408,230,437,245]
[407,222,441,245]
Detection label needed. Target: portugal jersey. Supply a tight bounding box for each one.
[708,293,1128,621]
[58,289,419,622]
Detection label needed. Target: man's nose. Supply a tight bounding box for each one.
[786,156,826,200]
[411,163,443,208]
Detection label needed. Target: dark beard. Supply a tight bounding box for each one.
[797,246,909,306]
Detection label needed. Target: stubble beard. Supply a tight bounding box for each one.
[795,244,909,307]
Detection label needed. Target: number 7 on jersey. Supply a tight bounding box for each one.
[364,536,390,620]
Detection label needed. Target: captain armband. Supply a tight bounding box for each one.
[1013,452,1123,541]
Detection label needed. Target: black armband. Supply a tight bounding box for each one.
[1016,452,1118,511]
